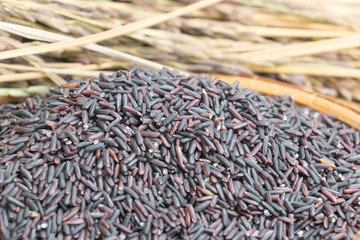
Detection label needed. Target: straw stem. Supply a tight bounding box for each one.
[248,62,360,79]
[241,33,360,60]
[0,0,222,61]
[0,21,188,74]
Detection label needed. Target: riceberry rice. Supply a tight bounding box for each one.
[0,68,359,239]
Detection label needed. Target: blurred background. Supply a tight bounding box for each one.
[1,0,360,108]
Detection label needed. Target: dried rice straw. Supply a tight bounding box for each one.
[0,0,222,61]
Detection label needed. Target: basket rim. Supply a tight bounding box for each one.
[213,73,360,131]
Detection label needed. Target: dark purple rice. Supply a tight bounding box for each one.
[0,68,359,239]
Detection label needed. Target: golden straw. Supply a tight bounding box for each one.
[0,0,222,61]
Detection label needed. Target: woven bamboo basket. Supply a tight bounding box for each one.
[217,74,360,131]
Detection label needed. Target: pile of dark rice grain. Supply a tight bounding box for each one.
[0,68,359,240]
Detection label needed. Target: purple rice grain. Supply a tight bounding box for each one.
[0,68,359,239]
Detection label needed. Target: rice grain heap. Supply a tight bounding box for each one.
[0,68,359,239]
